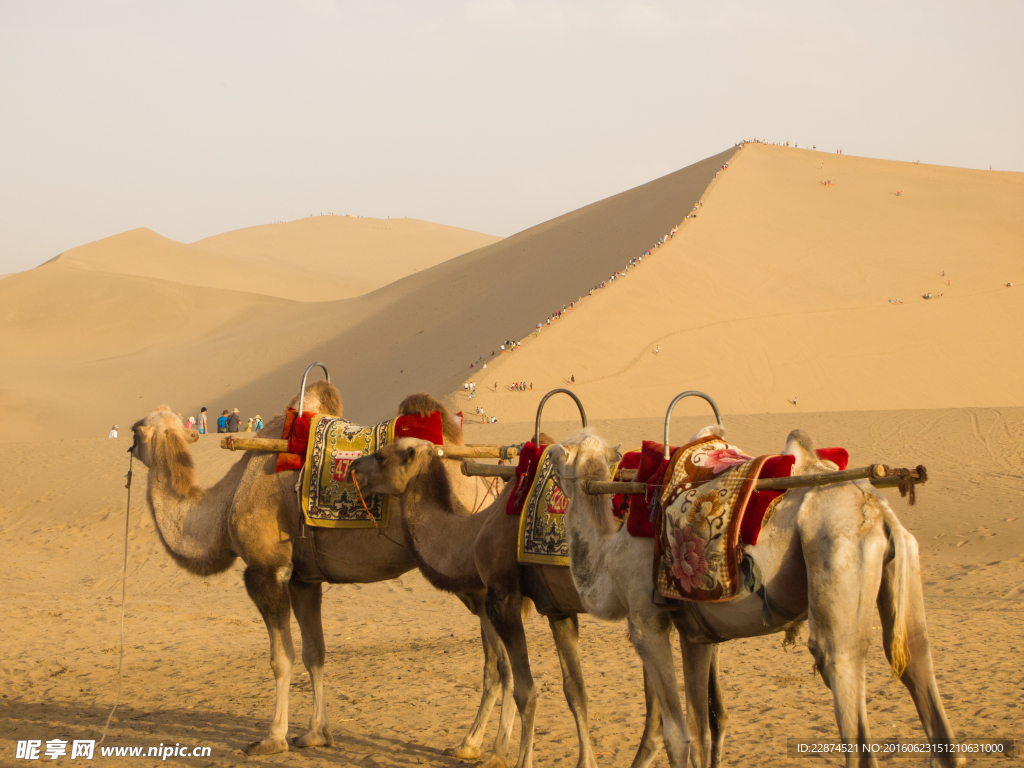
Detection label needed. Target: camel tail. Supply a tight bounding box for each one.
[882,504,911,679]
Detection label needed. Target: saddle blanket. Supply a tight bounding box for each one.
[651,436,848,603]
[511,442,630,567]
[299,411,443,528]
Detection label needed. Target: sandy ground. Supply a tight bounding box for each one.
[1,408,1021,766]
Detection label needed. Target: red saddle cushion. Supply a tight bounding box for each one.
[506,441,548,515]
[626,440,678,538]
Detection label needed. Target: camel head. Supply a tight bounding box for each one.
[349,437,443,497]
[783,429,833,475]
[550,428,622,495]
[131,406,201,495]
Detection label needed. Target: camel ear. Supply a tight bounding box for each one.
[784,429,821,475]
[183,429,200,444]
[135,425,155,444]
[405,446,417,464]
[610,443,623,464]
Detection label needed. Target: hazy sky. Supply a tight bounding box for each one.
[2,0,1021,273]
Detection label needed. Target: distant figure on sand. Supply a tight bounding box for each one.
[654,345,660,355]
[108,424,118,438]
[217,410,229,433]
[197,407,208,435]
[227,408,241,433]
[789,398,797,406]
[254,415,264,430]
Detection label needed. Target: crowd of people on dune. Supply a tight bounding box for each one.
[112,407,264,438]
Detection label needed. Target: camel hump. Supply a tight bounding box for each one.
[398,392,464,446]
[288,380,343,417]
[784,429,824,475]
[689,424,725,442]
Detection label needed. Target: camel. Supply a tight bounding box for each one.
[552,426,964,768]
[350,424,665,768]
[129,382,507,757]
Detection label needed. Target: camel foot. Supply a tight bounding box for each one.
[291,728,334,749]
[246,737,289,756]
[445,744,483,760]
[470,754,507,768]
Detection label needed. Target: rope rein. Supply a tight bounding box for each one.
[351,472,407,550]
[99,445,134,746]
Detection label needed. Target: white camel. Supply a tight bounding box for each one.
[552,426,964,768]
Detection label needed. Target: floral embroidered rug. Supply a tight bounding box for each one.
[652,436,770,602]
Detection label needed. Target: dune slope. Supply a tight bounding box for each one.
[456,144,1024,424]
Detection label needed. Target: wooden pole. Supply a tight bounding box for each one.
[582,465,925,496]
[220,437,517,460]
[437,445,519,460]
[220,437,288,452]
[460,463,517,479]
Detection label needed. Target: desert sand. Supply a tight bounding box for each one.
[1,144,1022,766]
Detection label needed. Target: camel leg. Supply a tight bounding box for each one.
[707,645,727,767]
[679,640,725,768]
[447,607,515,761]
[289,579,333,749]
[804,535,885,768]
[244,565,295,755]
[628,609,690,768]
[481,589,538,768]
[877,538,965,768]
[628,667,663,768]
[479,612,518,765]
[547,614,597,768]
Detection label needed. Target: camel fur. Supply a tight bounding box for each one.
[351,434,666,768]
[131,382,503,757]
[554,426,963,768]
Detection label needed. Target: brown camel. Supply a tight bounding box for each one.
[350,419,667,768]
[130,381,507,756]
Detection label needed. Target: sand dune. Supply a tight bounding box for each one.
[2,143,1023,765]
[0,148,733,439]
[457,143,1024,425]
[52,217,500,302]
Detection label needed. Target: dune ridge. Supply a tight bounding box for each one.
[50,217,501,302]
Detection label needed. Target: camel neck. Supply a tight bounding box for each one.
[145,443,240,575]
[397,457,487,593]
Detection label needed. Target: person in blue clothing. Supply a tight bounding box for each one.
[217,410,229,433]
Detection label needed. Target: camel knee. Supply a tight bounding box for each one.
[245,566,291,621]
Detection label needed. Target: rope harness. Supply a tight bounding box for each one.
[99,442,134,746]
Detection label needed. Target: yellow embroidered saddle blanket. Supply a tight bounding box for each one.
[517,444,630,567]
[300,415,397,528]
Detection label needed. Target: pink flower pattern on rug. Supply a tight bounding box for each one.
[703,448,753,474]
[671,527,708,592]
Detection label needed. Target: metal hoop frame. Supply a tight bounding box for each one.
[534,388,587,446]
[663,391,724,460]
[297,362,331,415]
